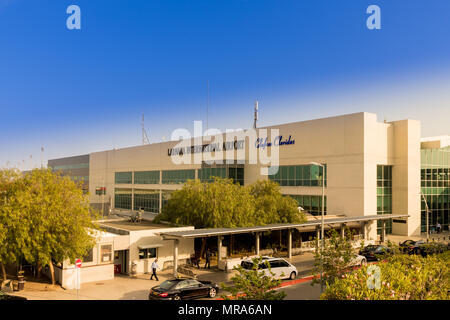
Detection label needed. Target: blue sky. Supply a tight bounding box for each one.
[1,0,450,169]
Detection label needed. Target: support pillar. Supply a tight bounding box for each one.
[255,233,260,256]
[217,236,223,264]
[381,221,386,243]
[287,229,292,259]
[340,224,345,239]
[173,239,179,278]
[361,222,366,240]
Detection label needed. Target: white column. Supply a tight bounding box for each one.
[173,239,179,278]
[255,233,260,256]
[287,229,292,259]
[217,236,223,263]
[340,224,345,239]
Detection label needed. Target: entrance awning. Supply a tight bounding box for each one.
[138,244,164,250]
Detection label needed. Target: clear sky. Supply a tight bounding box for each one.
[1,0,450,169]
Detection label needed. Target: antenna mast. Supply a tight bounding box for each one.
[253,100,258,129]
[142,114,150,145]
[206,80,210,131]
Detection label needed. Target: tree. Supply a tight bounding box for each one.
[0,168,25,282]
[2,168,99,285]
[155,178,305,228]
[220,257,286,300]
[321,252,450,300]
[311,228,358,287]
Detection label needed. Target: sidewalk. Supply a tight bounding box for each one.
[386,231,450,244]
[7,252,317,300]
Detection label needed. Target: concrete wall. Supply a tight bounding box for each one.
[128,226,194,274]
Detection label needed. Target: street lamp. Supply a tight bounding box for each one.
[309,162,325,293]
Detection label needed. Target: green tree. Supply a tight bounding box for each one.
[312,228,358,287]
[3,168,98,285]
[220,257,286,300]
[322,252,450,300]
[249,179,304,225]
[0,168,25,282]
[155,178,305,228]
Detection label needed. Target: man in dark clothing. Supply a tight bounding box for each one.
[204,249,211,269]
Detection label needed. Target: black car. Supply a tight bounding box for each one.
[359,245,392,261]
[399,240,425,254]
[149,278,219,300]
[415,242,448,257]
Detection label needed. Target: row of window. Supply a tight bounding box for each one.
[287,195,327,216]
[114,189,173,213]
[377,165,393,234]
[268,165,327,187]
[50,163,89,171]
[421,147,450,168]
[115,168,244,185]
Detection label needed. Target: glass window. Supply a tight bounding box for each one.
[139,248,157,259]
[114,188,132,210]
[134,190,160,213]
[100,244,112,263]
[115,172,132,184]
[134,171,160,184]
[83,248,94,263]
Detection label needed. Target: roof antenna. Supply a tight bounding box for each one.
[142,114,150,145]
[253,100,258,129]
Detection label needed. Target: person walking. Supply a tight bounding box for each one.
[436,222,442,234]
[204,249,211,269]
[150,258,159,281]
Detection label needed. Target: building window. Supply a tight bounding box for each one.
[134,189,160,213]
[161,190,173,210]
[139,248,157,259]
[198,167,227,182]
[134,171,160,184]
[100,244,112,263]
[162,169,195,184]
[269,164,327,187]
[377,165,392,235]
[421,146,450,233]
[115,172,132,184]
[114,188,132,210]
[83,248,94,263]
[288,195,327,216]
[227,167,244,185]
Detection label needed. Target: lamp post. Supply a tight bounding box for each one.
[309,162,325,293]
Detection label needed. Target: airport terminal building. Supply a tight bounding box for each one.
[49,112,450,238]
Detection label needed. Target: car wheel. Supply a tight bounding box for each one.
[173,295,181,301]
[289,272,296,280]
[360,258,367,266]
[208,288,217,298]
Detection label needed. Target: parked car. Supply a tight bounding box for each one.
[415,242,448,257]
[399,239,426,254]
[359,245,392,261]
[241,257,298,280]
[349,254,367,267]
[148,278,219,300]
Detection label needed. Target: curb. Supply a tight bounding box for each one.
[216,274,316,300]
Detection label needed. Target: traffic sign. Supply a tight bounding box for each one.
[75,259,82,268]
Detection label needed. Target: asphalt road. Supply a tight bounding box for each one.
[278,280,322,300]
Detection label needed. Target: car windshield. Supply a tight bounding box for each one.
[158,280,178,290]
[241,261,254,270]
[403,240,415,245]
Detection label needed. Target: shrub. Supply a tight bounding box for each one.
[321,252,450,300]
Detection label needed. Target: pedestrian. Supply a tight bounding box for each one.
[436,222,442,234]
[204,249,211,269]
[150,258,159,281]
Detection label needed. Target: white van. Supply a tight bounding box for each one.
[241,257,298,280]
